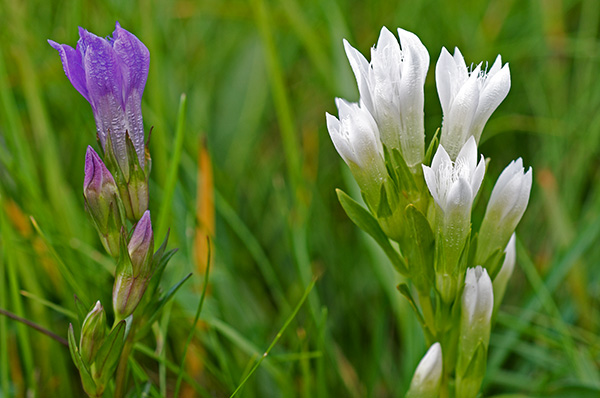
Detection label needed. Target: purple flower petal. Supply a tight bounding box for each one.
[48,40,90,103]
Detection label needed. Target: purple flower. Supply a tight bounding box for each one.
[49,22,149,178]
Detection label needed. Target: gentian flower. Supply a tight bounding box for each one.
[436,47,510,159]
[49,22,150,220]
[326,98,387,207]
[475,158,532,274]
[49,22,149,177]
[343,27,429,169]
[422,137,485,302]
[406,342,443,398]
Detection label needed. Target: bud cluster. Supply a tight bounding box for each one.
[327,27,532,397]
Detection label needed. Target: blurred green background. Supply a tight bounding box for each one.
[1,0,600,396]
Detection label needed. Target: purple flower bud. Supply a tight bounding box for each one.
[80,301,107,365]
[84,146,123,257]
[128,210,154,274]
[113,210,155,320]
[49,22,149,179]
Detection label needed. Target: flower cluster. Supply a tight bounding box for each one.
[50,23,175,397]
[328,27,531,397]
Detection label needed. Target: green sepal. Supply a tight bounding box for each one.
[483,248,505,280]
[392,149,417,192]
[457,341,487,398]
[424,128,440,166]
[92,318,128,385]
[337,189,408,275]
[376,183,393,218]
[115,228,134,277]
[402,205,435,293]
[68,324,98,397]
[100,131,123,180]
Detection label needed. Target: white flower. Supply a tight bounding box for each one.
[343,27,429,168]
[436,47,510,159]
[462,266,494,326]
[422,136,485,303]
[406,342,443,398]
[422,136,485,217]
[476,158,532,268]
[326,98,387,204]
[493,234,516,313]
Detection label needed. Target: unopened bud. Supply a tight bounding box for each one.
[84,146,124,257]
[456,266,493,398]
[476,159,531,275]
[113,210,155,320]
[406,342,443,398]
[79,301,107,365]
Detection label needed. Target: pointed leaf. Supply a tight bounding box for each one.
[402,205,435,292]
[93,319,127,381]
[337,189,407,275]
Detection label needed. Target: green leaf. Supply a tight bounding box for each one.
[397,284,426,327]
[93,319,127,383]
[137,273,193,339]
[402,205,435,292]
[337,189,407,275]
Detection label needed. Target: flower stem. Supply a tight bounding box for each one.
[114,320,137,398]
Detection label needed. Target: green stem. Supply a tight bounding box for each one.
[114,320,137,398]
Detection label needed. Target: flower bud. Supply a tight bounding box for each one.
[343,27,429,169]
[493,234,516,313]
[456,266,493,398]
[436,47,510,159]
[83,146,124,257]
[406,342,443,398]
[113,210,155,320]
[326,98,387,208]
[475,158,531,275]
[79,301,107,365]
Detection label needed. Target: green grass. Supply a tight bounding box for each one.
[1,0,600,396]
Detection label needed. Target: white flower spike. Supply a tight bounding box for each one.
[343,27,429,169]
[436,47,511,159]
[406,342,443,398]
